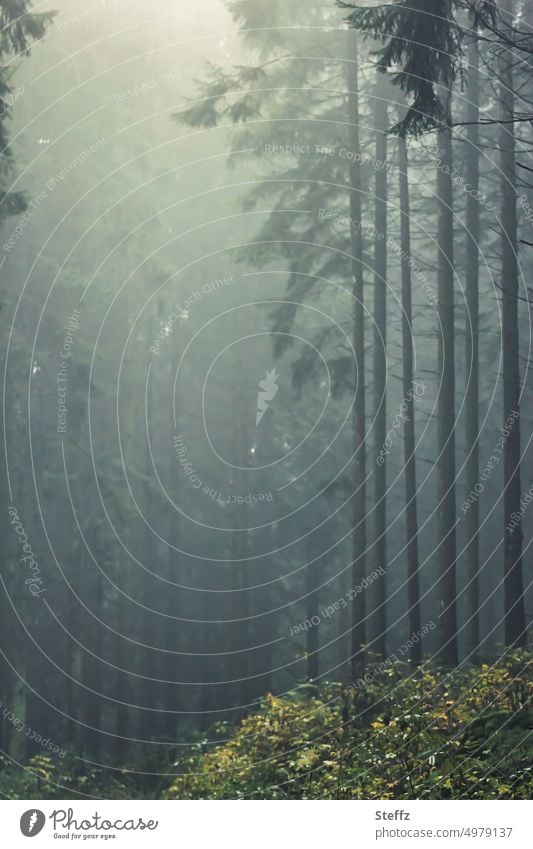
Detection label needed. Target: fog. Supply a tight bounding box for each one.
[0,0,531,801]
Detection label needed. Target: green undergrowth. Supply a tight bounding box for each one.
[1,651,530,799]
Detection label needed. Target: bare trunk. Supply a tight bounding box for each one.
[436,103,458,667]
[139,302,157,743]
[232,370,251,704]
[82,543,102,754]
[464,37,481,661]
[398,135,421,665]
[345,31,367,680]
[499,0,526,647]
[371,78,388,661]
[306,540,319,682]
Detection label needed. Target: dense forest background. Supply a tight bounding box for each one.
[0,0,531,799]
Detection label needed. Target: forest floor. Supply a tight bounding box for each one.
[1,650,531,799]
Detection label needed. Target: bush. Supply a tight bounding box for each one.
[1,652,529,799]
[164,651,532,799]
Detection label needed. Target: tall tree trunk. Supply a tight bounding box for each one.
[82,540,102,755]
[114,566,130,762]
[337,520,351,683]
[398,135,421,665]
[345,30,367,680]
[114,366,134,760]
[162,365,179,741]
[371,77,388,661]
[0,400,14,754]
[139,302,157,743]
[436,98,458,667]
[232,369,251,705]
[464,37,481,661]
[306,536,319,682]
[256,424,276,696]
[499,0,526,647]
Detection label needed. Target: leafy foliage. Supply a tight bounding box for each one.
[165,651,532,799]
[0,1,55,222]
[0,754,139,799]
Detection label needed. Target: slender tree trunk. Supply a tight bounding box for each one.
[163,303,185,740]
[82,542,102,754]
[337,519,351,683]
[232,370,251,704]
[306,537,319,682]
[436,99,458,667]
[235,512,250,704]
[499,0,526,647]
[256,423,276,695]
[114,375,133,760]
[371,78,388,661]
[464,37,481,661]
[345,31,367,680]
[139,300,159,743]
[9,672,26,760]
[0,407,14,754]
[114,567,130,762]
[162,443,179,737]
[398,135,421,665]
[63,564,78,752]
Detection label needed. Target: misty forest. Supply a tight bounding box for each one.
[0,0,532,800]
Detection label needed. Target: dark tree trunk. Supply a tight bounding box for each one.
[436,103,458,667]
[306,537,319,683]
[398,135,421,665]
[82,545,102,755]
[499,0,527,647]
[139,301,158,744]
[371,77,388,661]
[464,37,481,661]
[232,374,251,705]
[345,31,367,680]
